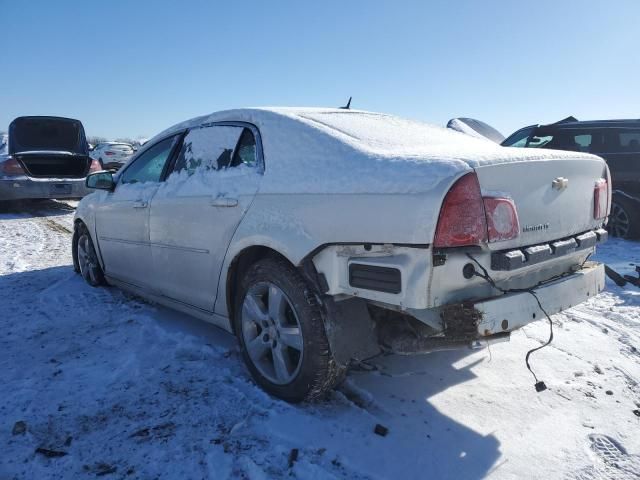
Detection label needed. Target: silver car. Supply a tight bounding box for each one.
[1,116,100,201]
[74,107,609,401]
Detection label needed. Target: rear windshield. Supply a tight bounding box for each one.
[511,127,640,154]
[10,117,85,153]
[108,144,133,151]
[297,111,474,154]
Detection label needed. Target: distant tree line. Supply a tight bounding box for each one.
[86,135,147,146]
[86,136,107,146]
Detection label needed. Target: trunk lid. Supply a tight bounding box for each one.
[474,154,608,250]
[8,116,91,178]
[9,116,88,155]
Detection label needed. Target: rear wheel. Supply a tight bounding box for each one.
[234,256,344,402]
[73,224,105,286]
[609,199,639,239]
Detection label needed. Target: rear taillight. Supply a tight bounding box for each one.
[1,157,26,176]
[594,178,608,220]
[483,197,520,242]
[434,172,520,248]
[105,151,115,156]
[89,159,102,173]
[434,173,487,247]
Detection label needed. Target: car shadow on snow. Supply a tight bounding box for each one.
[0,265,500,479]
[322,351,501,479]
[145,302,502,476]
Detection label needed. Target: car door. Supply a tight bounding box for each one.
[149,123,262,311]
[599,128,640,196]
[94,134,181,289]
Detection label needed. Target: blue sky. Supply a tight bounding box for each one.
[2,0,639,139]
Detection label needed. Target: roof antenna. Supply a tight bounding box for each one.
[340,97,352,110]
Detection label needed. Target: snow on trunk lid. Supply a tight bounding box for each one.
[474,156,608,250]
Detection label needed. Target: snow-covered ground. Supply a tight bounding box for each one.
[1,200,639,480]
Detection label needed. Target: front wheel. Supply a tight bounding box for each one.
[234,256,344,402]
[73,224,105,286]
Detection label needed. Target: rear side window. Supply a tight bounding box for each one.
[619,131,640,152]
[172,125,257,175]
[231,128,257,167]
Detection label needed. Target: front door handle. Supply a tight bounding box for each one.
[210,197,238,207]
[133,200,148,208]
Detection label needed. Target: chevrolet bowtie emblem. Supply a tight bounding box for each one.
[552,177,569,190]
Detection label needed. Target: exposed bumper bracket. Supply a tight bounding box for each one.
[491,228,607,271]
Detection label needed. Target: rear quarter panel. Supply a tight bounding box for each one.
[213,186,454,316]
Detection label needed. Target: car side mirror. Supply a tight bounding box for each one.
[86,171,115,191]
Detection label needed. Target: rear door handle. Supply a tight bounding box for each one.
[133,200,148,208]
[210,197,238,207]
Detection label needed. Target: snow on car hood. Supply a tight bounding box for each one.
[152,108,598,194]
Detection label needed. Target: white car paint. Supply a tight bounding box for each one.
[75,107,610,347]
[90,142,134,167]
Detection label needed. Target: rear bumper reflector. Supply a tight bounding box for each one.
[349,263,402,294]
[491,228,607,271]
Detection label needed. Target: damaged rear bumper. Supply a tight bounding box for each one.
[384,262,605,355]
[0,176,91,201]
[472,261,605,337]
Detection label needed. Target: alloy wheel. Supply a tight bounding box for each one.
[241,282,304,385]
[609,203,630,238]
[77,233,100,285]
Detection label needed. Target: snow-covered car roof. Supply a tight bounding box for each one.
[149,107,599,195]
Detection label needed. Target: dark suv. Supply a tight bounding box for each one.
[503,118,640,238]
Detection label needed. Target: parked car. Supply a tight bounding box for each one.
[1,116,100,201]
[90,142,134,170]
[0,134,8,154]
[503,118,640,238]
[447,117,505,143]
[74,107,609,401]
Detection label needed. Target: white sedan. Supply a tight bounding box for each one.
[74,107,610,401]
[90,142,134,170]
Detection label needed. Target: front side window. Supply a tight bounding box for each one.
[120,135,178,184]
[540,129,592,152]
[172,125,257,175]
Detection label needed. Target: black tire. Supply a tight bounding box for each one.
[609,198,640,239]
[234,256,344,402]
[73,223,105,286]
